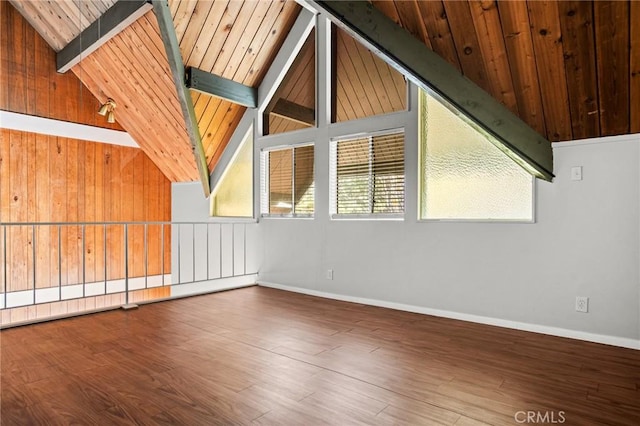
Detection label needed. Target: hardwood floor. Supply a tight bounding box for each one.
[2,286,639,425]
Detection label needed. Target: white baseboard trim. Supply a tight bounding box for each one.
[169,274,257,298]
[1,275,259,328]
[258,281,640,350]
[0,274,173,309]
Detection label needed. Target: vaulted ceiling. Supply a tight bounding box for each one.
[174,0,300,171]
[371,0,640,141]
[4,0,639,184]
[8,0,301,182]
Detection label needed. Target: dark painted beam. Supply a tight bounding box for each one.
[310,1,554,181]
[152,0,210,197]
[271,99,315,127]
[57,0,153,73]
[186,67,257,108]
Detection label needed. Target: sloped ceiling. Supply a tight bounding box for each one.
[8,0,117,50]
[7,0,639,183]
[172,0,300,171]
[9,0,301,182]
[73,10,198,182]
[371,0,640,142]
[0,1,122,131]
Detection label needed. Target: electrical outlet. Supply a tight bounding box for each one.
[575,296,589,313]
[326,269,333,280]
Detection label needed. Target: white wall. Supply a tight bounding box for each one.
[181,12,639,348]
[170,182,261,287]
[258,134,640,348]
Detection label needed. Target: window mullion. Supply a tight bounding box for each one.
[265,153,270,214]
[291,148,296,215]
[368,136,374,214]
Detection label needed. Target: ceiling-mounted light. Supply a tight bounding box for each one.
[97,102,109,116]
[98,98,116,122]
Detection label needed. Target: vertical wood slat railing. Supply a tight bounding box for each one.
[0,221,255,327]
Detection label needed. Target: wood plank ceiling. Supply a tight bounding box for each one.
[372,0,640,142]
[8,0,301,182]
[172,0,300,171]
[0,1,122,131]
[73,10,197,182]
[6,0,639,176]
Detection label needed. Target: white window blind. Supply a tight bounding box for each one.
[330,131,405,217]
[260,145,314,217]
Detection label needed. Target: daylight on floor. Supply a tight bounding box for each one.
[1,0,639,424]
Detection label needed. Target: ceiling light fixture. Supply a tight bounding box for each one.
[98,98,117,123]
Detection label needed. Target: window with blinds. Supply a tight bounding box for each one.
[330,131,405,217]
[260,145,314,217]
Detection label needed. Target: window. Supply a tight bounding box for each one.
[330,131,405,218]
[332,25,406,122]
[419,89,534,221]
[260,145,314,217]
[264,29,316,135]
[210,127,253,217]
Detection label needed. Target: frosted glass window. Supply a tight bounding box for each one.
[419,90,533,221]
[211,128,253,217]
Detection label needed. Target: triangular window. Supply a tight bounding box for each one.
[210,127,253,217]
[419,89,533,221]
[333,25,406,122]
[263,29,316,135]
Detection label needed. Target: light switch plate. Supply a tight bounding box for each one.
[571,166,583,181]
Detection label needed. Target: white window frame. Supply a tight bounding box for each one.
[330,128,405,220]
[209,124,254,219]
[416,89,536,223]
[260,142,315,219]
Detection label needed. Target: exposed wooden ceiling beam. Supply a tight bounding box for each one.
[271,99,315,127]
[152,0,210,197]
[56,0,153,73]
[308,1,554,181]
[186,67,257,108]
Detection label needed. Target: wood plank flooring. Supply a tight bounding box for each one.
[2,286,639,425]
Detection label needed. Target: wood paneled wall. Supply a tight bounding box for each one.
[1,2,172,296]
[0,0,122,130]
[0,129,172,293]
